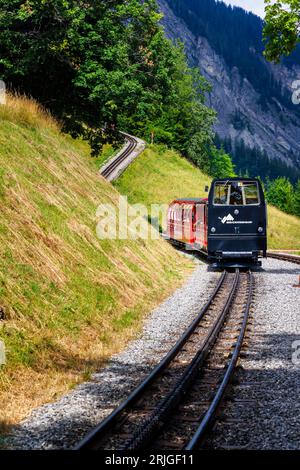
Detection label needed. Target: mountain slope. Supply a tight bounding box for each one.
[158,0,300,181]
[0,96,190,427]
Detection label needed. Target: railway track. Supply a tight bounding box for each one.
[76,269,253,451]
[267,252,300,265]
[100,133,138,181]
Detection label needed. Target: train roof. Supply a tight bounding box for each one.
[211,177,260,183]
[170,198,207,204]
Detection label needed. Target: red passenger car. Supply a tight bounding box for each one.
[166,198,208,253]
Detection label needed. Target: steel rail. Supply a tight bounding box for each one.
[122,269,240,451]
[101,135,137,179]
[75,271,227,450]
[267,252,300,265]
[185,270,253,450]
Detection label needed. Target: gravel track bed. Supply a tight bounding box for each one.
[7,259,218,450]
[7,257,300,450]
[205,258,300,450]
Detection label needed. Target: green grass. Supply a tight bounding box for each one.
[115,145,211,208]
[116,145,300,250]
[0,97,191,428]
[267,206,300,250]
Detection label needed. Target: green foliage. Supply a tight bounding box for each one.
[0,0,215,157]
[132,42,216,162]
[293,180,300,216]
[263,0,300,62]
[209,147,236,178]
[266,177,295,214]
[187,133,211,173]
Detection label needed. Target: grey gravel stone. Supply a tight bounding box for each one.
[206,257,300,450]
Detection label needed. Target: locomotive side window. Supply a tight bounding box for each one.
[213,181,260,206]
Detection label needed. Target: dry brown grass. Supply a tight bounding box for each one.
[0,281,186,431]
[0,94,60,131]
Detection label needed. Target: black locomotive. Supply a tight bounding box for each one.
[207,178,267,267]
[167,178,267,267]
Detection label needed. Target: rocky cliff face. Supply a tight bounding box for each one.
[158,0,300,171]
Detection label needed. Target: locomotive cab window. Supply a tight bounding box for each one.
[213,184,230,205]
[243,183,260,205]
[213,181,260,206]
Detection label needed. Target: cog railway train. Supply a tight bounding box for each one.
[166,178,267,267]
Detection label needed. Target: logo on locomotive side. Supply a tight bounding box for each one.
[218,213,253,225]
[219,214,234,224]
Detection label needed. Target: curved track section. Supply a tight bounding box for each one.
[76,270,253,451]
[100,133,144,182]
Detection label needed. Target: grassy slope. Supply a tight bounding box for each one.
[115,145,300,250]
[0,97,191,428]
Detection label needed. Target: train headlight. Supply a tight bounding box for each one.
[211,227,216,233]
[258,227,263,233]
